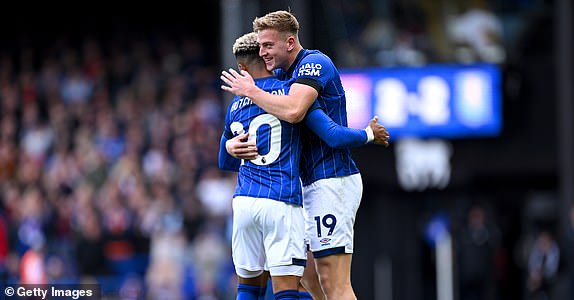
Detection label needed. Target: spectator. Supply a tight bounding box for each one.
[526,230,560,300]
[457,205,500,300]
[446,0,506,63]
[74,205,107,277]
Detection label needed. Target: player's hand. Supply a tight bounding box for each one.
[369,116,390,147]
[226,132,258,160]
[221,68,256,97]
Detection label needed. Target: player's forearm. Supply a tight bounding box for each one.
[245,87,306,123]
[305,109,369,148]
[320,125,368,148]
[218,135,240,172]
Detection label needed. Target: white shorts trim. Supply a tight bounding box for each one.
[269,264,304,277]
[235,268,264,279]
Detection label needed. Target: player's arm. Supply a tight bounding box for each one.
[218,134,240,172]
[221,69,317,124]
[219,130,259,166]
[305,103,390,148]
[225,132,258,161]
[219,104,258,170]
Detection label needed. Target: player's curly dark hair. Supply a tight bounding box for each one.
[232,32,259,56]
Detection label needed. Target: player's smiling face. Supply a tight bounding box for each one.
[257,29,290,71]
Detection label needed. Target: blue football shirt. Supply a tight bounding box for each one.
[222,77,303,206]
[279,49,360,186]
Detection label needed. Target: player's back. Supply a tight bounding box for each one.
[224,77,303,206]
[281,49,360,186]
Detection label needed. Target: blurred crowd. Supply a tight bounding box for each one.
[0,0,559,299]
[0,33,237,299]
[323,0,521,68]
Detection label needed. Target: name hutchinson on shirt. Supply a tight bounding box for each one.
[231,88,285,112]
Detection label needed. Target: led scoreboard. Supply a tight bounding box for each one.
[342,63,502,139]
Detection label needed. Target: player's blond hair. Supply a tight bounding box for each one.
[253,10,299,36]
[232,32,259,56]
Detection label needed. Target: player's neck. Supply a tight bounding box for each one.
[287,44,303,70]
[251,66,274,79]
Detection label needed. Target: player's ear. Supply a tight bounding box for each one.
[287,35,297,51]
[238,63,248,72]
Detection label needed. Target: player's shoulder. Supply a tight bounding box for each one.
[225,95,243,115]
[298,50,336,74]
[256,76,289,93]
[255,76,283,86]
[226,95,240,108]
[300,49,333,64]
